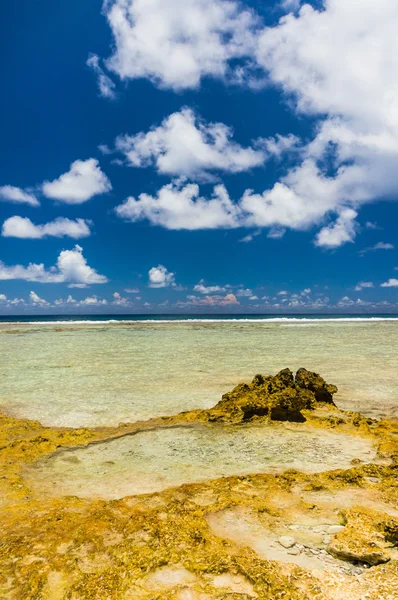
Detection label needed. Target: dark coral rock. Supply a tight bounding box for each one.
[295,367,338,405]
[206,368,338,423]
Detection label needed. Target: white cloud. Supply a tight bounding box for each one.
[80,296,108,305]
[42,159,112,204]
[337,296,355,307]
[125,287,139,293]
[279,0,301,12]
[254,0,398,241]
[116,180,239,230]
[106,0,398,246]
[2,216,91,239]
[236,288,253,297]
[0,294,6,302]
[0,245,108,285]
[115,163,361,239]
[360,242,395,255]
[0,185,39,207]
[54,295,77,306]
[113,291,129,305]
[87,54,117,99]
[180,293,239,306]
[29,291,47,305]
[115,108,266,180]
[148,265,175,288]
[103,0,259,90]
[381,278,398,288]
[256,133,300,158]
[354,281,374,292]
[193,280,227,294]
[239,230,261,243]
[314,208,357,249]
[267,227,286,239]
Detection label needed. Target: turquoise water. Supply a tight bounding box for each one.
[1,319,397,427]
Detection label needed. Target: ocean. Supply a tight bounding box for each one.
[1,314,397,427]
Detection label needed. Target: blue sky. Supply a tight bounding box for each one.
[0,0,397,314]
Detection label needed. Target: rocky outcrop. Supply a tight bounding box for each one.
[295,367,338,404]
[327,507,398,565]
[204,368,338,423]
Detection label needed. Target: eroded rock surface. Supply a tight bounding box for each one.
[199,368,337,423]
[0,368,397,600]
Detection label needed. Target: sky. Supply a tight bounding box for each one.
[0,0,397,314]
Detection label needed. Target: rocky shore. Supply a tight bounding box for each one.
[0,369,397,599]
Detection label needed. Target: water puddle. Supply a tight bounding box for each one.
[25,423,377,500]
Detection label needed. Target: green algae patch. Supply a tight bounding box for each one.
[0,368,397,600]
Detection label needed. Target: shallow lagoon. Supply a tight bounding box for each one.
[24,422,377,499]
[1,320,397,427]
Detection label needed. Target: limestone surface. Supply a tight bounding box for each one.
[0,368,397,600]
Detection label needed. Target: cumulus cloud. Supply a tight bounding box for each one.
[236,288,253,297]
[254,0,398,240]
[0,245,108,285]
[314,209,358,249]
[29,291,47,305]
[181,293,239,306]
[193,280,227,294]
[354,281,374,292]
[80,296,108,305]
[109,1,398,245]
[103,0,260,90]
[0,294,6,302]
[381,278,398,288]
[0,185,39,207]
[113,291,130,305]
[42,159,112,204]
[116,180,239,230]
[115,108,266,180]
[54,295,77,306]
[115,164,361,242]
[87,53,117,99]
[148,265,176,288]
[2,216,91,239]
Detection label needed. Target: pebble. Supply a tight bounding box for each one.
[327,525,345,534]
[323,535,332,545]
[313,525,327,533]
[287,548,300,555]
[278,536,296,549]
[365,476,380,483]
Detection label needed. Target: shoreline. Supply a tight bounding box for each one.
[1,316,398,326]
[1,369,397,599]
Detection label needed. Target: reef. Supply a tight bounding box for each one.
[0,369,397,599]
[196,367,338,423]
